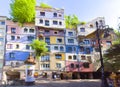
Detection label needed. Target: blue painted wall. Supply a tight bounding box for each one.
[5,51,30,61]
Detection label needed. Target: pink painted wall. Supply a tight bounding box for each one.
[66,61,94,72]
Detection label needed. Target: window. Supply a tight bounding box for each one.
[53,13,57,17]
[68,32,73,36]
[90,24,93,28]
[54,46,58,50]
[26,45,30,50]
[68,56,72,60]
[1,21,5,25]
[11,28,16,33]
[45,37,50,44]
[45,20,49,26]
[9,53,15,58]
[68,47,72,52]
[68,39,74,43]
[84,40,90,44]
[76,64,79,68]
[80,47,84,52]
[54,31,58,34]
[45,30,50,34]
[57,38,62,43]
[40,12,45,16]
[80,28,85,32]
[7,44,13,49]
[27,36,34,41]
[53,21,58,25]
[73,55,77,60]
[71,63,74,68]
[41,55,50,61]
[55,54,62,59]
[39,19,43,23]
[56,63,61,68]
[60,46,64,51]
[17,36,20,39]
[81,55,86,60]
[83,62,89,68]
[11,36,15,40]
[24,28,28,33]
[29,29,34,33]
[46,46,50,52]
[16,44,19,49]
[59,14,62,17]
[59,22,62,25]
[42,64,50,68]
[86,48,90,54]
[73,47,76,52]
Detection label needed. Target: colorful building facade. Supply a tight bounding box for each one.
[5,20,35,66]
[35,6,65,71]
[0,16,6,80]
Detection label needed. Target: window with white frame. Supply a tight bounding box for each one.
[11,36,15,40]
[53,13,57,17]
[29,29,34,33]
[54,46,58,50]
[57,38,62,43]
[56,63,61,68]
[59,21,62,25]
[24,28,28,33]
[60,46,64,51]
[39,19,43,24]
[68,39,74,43]
[11,28,16,33]
[16,44,19,49]
[45,30,50,34]
[26,45,30,50]
[9,52,15,58]
[41,55,50,61]
[68,32,73,36]
[55,54,62,59]
[7,44,13,49]
[41,64,50,68]
[40,12,45,16]
[53,21,58,25]
[80,28,85,32]
[45,20,49,26]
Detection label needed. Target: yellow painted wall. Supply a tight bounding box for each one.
[50,53,65,70]
[50,36,64,44]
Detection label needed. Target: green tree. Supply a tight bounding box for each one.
[30,39,48,71]
[40,2,52,8]
[10,0,36,24]
[104,30,120,72]
[65,15,80,29]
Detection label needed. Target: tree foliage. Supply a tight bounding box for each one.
[104,31,120,72]
[30,39,48,60]
[40,2,52,8]
[10,0,36,24]
[65,15,80,29]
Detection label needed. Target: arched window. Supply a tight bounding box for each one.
[24,28,28,33]
[71,63,74,68]
[83,62,89,68]
[73,55,77,60]
[16,44,19,49]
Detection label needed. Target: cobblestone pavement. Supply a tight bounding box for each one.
[1,79,101,87]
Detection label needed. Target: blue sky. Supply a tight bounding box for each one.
[0,0,120,29]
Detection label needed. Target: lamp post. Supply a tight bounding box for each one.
[95,21,109,87]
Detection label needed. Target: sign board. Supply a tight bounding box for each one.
[25,65,35,82]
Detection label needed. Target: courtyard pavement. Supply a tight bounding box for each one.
[0,79,101,87]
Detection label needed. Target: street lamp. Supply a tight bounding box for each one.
[96,21,110,87]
